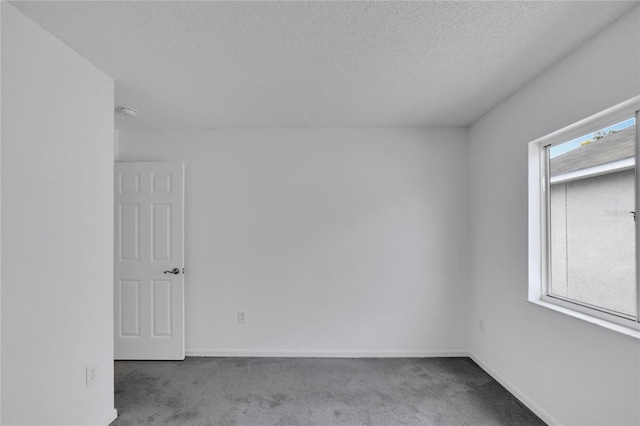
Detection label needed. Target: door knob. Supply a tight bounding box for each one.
[164,268,180,275]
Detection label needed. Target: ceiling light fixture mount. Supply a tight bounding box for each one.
[116,105,137,117]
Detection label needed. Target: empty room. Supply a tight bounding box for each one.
[1,1,639,425]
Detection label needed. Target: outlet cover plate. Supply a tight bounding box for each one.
[86,362,99,387]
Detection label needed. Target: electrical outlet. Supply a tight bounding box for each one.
[478,319,485,333]
[238,311,247,324]
[86,362,99,387]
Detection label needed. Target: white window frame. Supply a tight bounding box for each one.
[528,96,640,339]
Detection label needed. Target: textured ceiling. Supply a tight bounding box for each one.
[10,1,638,130]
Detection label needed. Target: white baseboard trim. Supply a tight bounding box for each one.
[185,349,469,358]
[103,409,118,426]
[469,352,558,426]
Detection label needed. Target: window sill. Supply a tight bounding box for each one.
[528,299,640,340]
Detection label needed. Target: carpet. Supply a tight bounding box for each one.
[112,357,545,425]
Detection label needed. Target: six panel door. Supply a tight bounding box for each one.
[114,162,185,360]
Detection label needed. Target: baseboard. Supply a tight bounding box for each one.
[469,352,558,426]
[186,349,470,358]
[103,408,118,426]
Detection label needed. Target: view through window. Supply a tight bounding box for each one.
[547,118,636,319]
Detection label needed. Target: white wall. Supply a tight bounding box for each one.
[0,2,3,420]
[468,7,640,426]
[114,129,120,161]
[0,1,3,423]
[1,4,116,425]
[119,128,469,356]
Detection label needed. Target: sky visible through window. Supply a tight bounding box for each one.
[550,117,636,159]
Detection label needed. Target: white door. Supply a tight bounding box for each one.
[114,162,185,360]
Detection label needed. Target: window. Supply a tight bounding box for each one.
[529,97,640,336]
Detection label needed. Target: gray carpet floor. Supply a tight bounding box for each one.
[112,357,546,426]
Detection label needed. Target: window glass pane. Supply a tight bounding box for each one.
[548,118,636,317]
